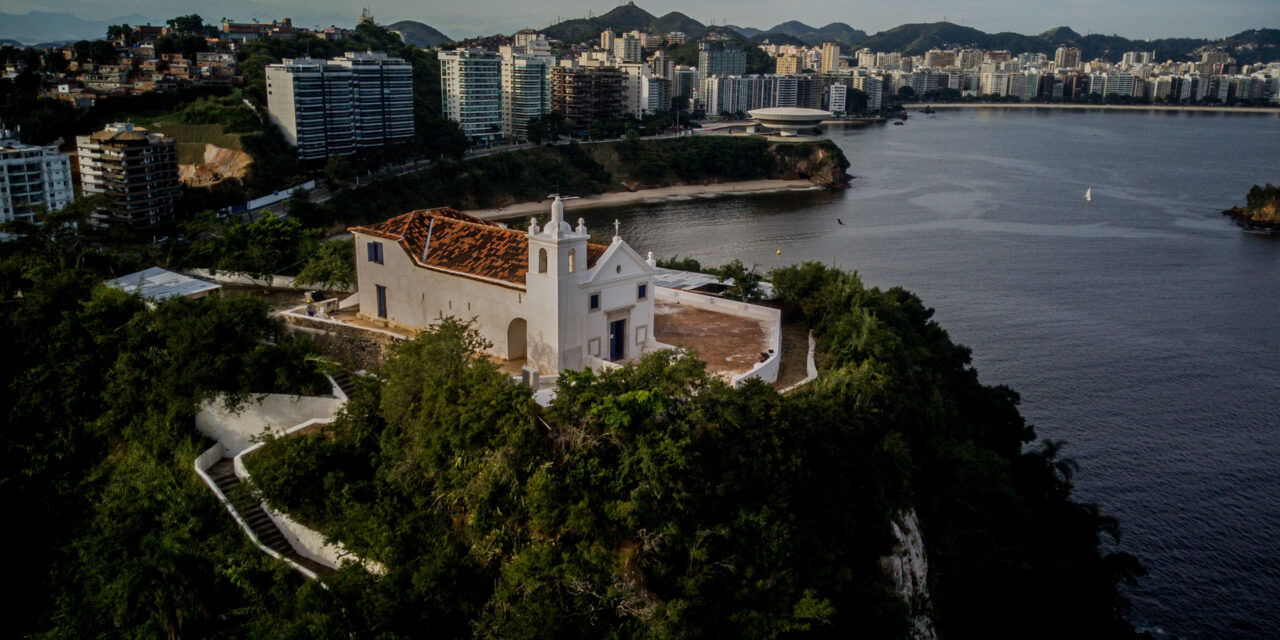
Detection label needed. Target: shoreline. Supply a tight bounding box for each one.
[903,102,1280,114]
[469,179,819,221]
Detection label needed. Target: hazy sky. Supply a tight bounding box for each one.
[4,0,1277,40]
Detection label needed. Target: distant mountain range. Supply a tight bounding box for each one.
[2,4,1275,67]
[539,4,867,47]
[386,20,452,47]
[0,10,159,45]
[535,5,1276,65]
[854,22,1279,64]
[726,21,868,47]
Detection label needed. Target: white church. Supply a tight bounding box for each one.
[349,198,659,374]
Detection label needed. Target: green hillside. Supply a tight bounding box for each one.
[387,20,452,47]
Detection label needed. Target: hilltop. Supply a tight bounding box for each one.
[541,5,867,47]
[387,20,452,47]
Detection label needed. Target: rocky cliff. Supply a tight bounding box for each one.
[881,509,938,640]
[769,140,853,188]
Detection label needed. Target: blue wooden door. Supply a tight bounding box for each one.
[609,318,626,361]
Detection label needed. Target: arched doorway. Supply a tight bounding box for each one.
[507,318,527,360]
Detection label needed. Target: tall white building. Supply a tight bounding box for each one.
[440,49,503,146]
[266,59,354,161]
[266,53,414,161]
[827,83,848,114]
[329,52,414,149]
[0,127,73,223]
[820,42,841,73]
[615,34,642,63]
[501,48,553,141]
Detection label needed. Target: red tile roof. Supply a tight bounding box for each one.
[350,208,606,286]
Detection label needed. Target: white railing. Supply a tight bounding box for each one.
[192,443,320,581]
[278,302,410,341]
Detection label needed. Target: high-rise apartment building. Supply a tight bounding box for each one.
[642,75,670,113]
[329,52,414,148]
[957,49,984,70]
[500,51,553,142]
[600,30,616,52]
[76,123,179,227]
[924,49,957,68]
[266,59,355,161]
[851,74,885,111]
[673,66,696,103]
[776,55,801,75]
[827,83,848,113]
[649,50,675,79]
[820,42,841,73]
[267,53,414,161]
[440,49,503,146]
[697,41,746,108]
[550,67,624,130]
[1,127,73,223]
[614,34,642,63]
[1054,47,1082,69]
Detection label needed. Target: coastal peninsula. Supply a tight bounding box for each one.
[293,136,852,229]
[1222,183,1280,232]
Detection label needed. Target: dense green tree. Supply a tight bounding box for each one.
[715,258,765,302]
[186,212,319,280]
[296,238,355,290]
[323,154,356,187]
[165,14,207,35]
[106,24,134,45]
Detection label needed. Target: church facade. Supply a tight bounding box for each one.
[349,198,658,374]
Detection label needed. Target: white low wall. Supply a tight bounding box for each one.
[654,287,783,386]
[235,418,386,575]
[780,331,819,393]
[183,268,356,293]
[196,387,344,457]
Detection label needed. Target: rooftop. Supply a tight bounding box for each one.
[350,208,607,287]
[105,267,220,301]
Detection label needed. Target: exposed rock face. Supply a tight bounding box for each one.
[770,142,853,188]
[880,509,937,640]
[179,143,253,188]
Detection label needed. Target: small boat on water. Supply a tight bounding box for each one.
[1085,188,1093,202]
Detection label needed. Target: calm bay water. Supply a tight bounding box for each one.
[578,109,1280,639]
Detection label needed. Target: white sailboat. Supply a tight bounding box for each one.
[1085,187,1093,202]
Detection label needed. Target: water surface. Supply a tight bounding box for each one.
[578,109,1280,639]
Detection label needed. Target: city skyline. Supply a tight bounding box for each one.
[1,0,1276,42]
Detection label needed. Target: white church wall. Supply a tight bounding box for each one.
[578,239,657,363]
[353,232,526,358]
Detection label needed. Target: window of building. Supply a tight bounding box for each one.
[538,248,548,273]
[568,249,576,273]
[375,285,387,318]
[637,283,647,300]
[589,293,600,311]
[367,241,383,264]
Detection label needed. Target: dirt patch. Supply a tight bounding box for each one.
[653,303,770,378]
[180,143,253,188]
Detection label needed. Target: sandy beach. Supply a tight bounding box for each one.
[469,179,819,221]
[903,102,1280,114]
